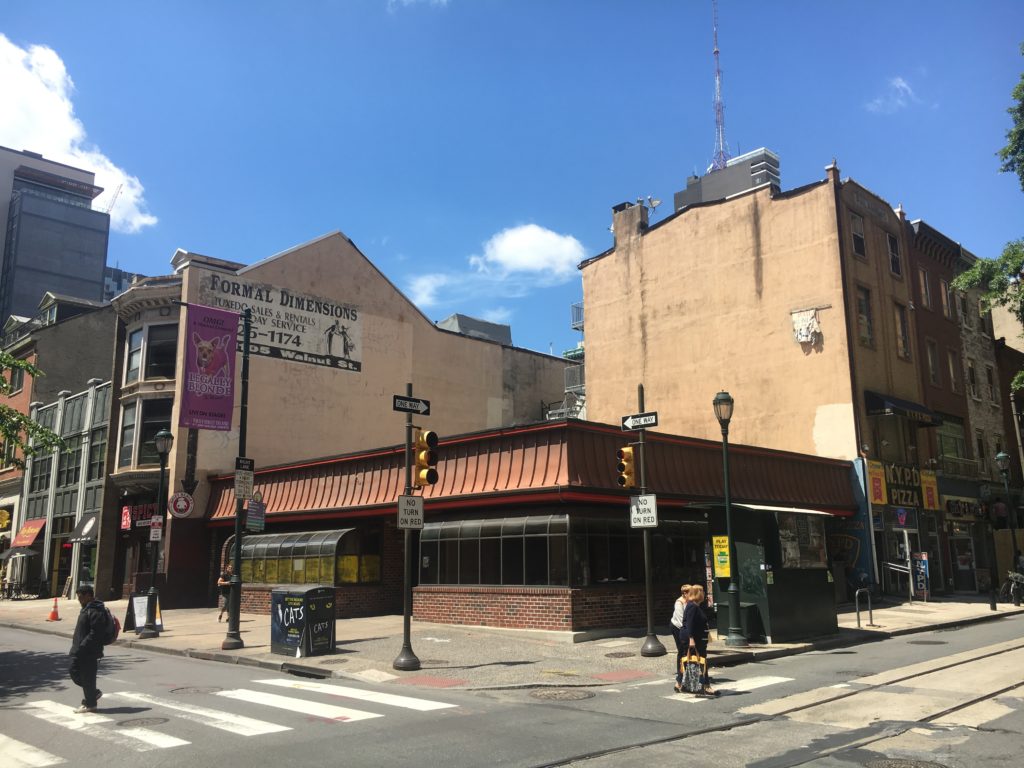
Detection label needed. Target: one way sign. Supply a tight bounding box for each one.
[621,411,658,431]
[393,395,431,416]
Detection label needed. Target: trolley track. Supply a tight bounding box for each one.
[536,636,1024,767]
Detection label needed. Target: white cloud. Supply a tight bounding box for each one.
[480,306,512,324]
[0,34,156,234]
[406,224,585,309]
[865,76,922,114]
[408,273,452,307]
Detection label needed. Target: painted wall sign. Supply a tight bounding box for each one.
[198,274,362,372]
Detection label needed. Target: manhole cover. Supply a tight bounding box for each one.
[864,760,950,768]
[118,717,170,727]
[906,640,947,646]
[530,689,596,701]
[605,651,636,658]
[169,686,223,695]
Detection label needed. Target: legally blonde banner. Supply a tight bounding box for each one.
[180,304,239,431]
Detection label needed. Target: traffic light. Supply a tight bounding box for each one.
[414,429,439,487]
[616,446,636,488]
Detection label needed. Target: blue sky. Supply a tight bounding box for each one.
[2,1,1022,357]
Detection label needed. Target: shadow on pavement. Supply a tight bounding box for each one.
[0,650,144,704]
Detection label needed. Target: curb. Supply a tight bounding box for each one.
[4,607,1022,690]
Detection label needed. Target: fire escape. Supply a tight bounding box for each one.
[545,302,586,420]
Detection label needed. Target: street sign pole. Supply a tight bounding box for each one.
[393,382,421,671]
[637,383,666,658]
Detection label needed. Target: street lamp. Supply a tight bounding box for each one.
[713,391,747,647]
[995,451,1019,606]
[138,428,173,639]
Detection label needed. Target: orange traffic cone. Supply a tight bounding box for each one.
[47,596,60,622]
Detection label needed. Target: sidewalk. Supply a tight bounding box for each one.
[2,594,1021,691]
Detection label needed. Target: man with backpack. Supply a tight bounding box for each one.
[69,584,112,713]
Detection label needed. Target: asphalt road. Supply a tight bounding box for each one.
[1,617,1023,768]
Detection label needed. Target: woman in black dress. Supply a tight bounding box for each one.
[682,584,716,696]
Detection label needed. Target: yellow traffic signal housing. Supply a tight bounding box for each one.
[414,429,439,487]
[616,446,636,488]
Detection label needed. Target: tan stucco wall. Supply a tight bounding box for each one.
[582,183,857,458]
[993,305,1024,354]
[178,233,566,480]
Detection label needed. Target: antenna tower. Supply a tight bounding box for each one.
[709,0,730,172]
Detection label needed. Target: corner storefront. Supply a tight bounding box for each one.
[204,420,858,635]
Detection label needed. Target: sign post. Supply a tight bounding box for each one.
[627,386,665,658]
[392,384,422,671]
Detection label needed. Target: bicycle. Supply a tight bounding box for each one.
[998,572,1024,603]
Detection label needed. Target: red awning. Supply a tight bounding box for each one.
[12,519,45,547]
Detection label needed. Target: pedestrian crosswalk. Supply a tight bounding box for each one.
[663,675,795,703]
[0,677,459,764]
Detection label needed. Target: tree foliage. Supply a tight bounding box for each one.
[955,46,1024,390]
[0,350,65,468]
[998,44,1024,192]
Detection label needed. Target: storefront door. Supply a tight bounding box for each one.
[949,536,977,592]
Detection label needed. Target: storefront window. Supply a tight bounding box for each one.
[237,528,379,586]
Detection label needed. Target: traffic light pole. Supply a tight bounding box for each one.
[638,384,666,657]
[393,382,421,671]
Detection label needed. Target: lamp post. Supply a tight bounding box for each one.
[995,451,1019,606]
[138,428,174,639]
[222,307,251,651]
[713,391,747,647]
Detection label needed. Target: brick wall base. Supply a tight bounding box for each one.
[237,583,396,618]
[412,584,682,631]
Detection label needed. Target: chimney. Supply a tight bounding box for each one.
[825,158,840,185]
[610,201,648,248]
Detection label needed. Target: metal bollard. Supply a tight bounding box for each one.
[855,587,874,628]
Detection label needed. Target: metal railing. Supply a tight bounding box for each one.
[938,454,980,479]
[570,302,584,331]
[564,364,585,394]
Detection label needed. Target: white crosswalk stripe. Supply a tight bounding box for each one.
[665,675,795,702]
[108,691,291,736]
[0,734,65,767]
[254,678,458,711]
[216,688,384,722]
[6,678,459,761]
[22,701,190,751]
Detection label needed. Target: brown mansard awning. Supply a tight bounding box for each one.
[206,420,858,523]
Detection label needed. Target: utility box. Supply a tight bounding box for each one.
[270,586,336,657]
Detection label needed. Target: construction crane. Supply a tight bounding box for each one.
[708,0,731,172]
[104,183,122,214]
